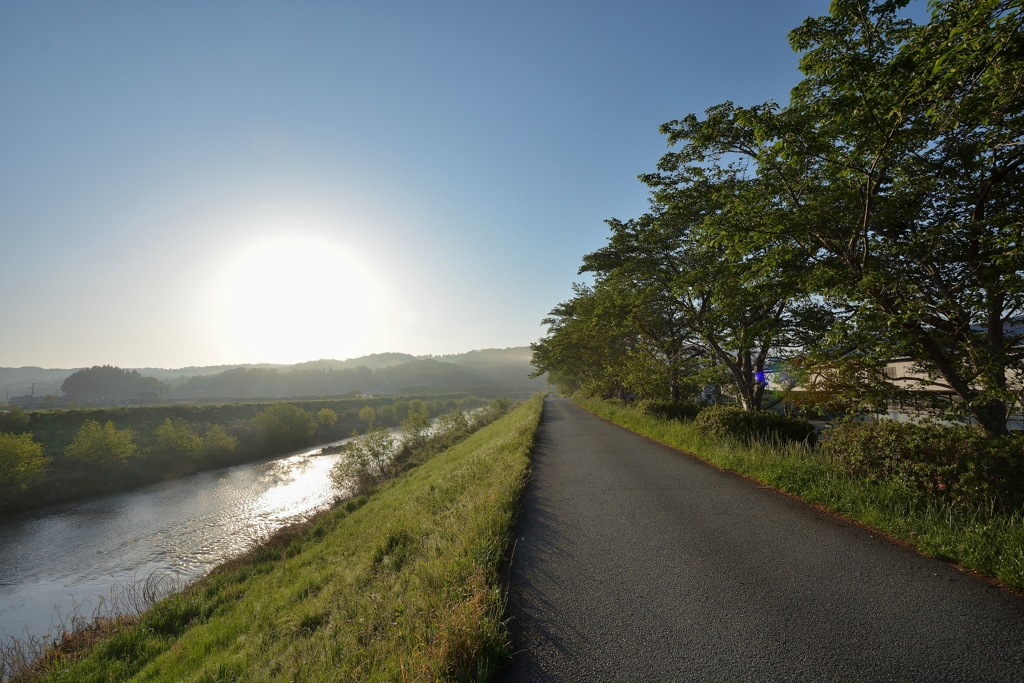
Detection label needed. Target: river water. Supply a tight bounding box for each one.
[0,440,351,643]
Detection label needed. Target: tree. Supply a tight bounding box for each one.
[433,409,470,442]
[329,427,396,495]
[65,420,136,465]
[251,403,316,452]
[400,410,432,449]
[531,282,641,398]
[358,406,376,430]
[376,404,398,427]
[582,172,828,410]
[202,424,237,458]
[0,432,47,492]
[155,418,203,459]
[318,408,338,428]
[393,400,411,422]
[647,0,1024,434]
[408,399,427,418]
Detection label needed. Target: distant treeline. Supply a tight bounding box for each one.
[175,359,486,398]
[52,358,545,404]
[0,394,484,515]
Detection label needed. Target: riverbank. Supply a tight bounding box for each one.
[0,394,485,516]
[0,439,351,649]
[574,396,1024,592]
[16,394,544,681]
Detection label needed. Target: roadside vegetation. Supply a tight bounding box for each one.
[530,0,1024,588]
[577,396,1024,591]
[0,394,488,515]
[6,394,542,682]
[532,0,1024,438]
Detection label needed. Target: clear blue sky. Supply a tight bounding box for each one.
[2,0,856,368]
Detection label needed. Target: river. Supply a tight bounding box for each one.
[0,439,351,644]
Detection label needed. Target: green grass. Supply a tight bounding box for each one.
[575,395,1024,591]
[31,394,545,682]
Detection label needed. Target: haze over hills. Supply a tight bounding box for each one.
[0,347,546,404]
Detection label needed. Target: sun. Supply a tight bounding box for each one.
[212,235,378,363]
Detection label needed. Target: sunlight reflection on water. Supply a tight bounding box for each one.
[0,441,349,642]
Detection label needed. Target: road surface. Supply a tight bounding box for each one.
[501,397,1024,682]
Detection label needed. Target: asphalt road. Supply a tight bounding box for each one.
[500,397,1024,682]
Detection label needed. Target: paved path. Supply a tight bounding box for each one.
[501,397,1024,682]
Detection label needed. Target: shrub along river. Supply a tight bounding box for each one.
[0,438,353,644]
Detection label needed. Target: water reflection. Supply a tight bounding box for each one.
[0,440,349,642]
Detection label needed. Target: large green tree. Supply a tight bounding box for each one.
[251,403,316,452]
[0,432,47,493]
[65,420,136,465]
[648,0,1024,434]
[531,282,642,398]
[582,172,827,410]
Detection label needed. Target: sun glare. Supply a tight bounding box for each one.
[212,235,378,363]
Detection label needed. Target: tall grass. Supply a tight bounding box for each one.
[17,394,544,682]
[576,396,1024,591]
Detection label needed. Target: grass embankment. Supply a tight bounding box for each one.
[575,396,1024,591]
[26,394,544,683]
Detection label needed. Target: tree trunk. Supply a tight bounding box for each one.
[970,399,1009,438]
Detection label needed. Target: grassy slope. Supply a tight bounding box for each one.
[575,396,1024,591]
[37,394,544,683]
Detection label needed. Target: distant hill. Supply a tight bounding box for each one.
[1,347,548,403]
[290,353,418,371]
[0,366,78,400]
[432,347,534,367]
[62,366,167,400]
[172,366,373,399]
[425,347,545,389]
[135,363,286,385]
[373,359,488,392]
[170,360,490,399]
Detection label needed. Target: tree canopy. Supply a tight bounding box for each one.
[534,0,1024,437]
[64,420,136,465]
[0,432,47,492]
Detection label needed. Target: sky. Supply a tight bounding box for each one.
[2,0,854,369]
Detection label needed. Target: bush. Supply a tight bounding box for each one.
[434,409,470,443]
[330,427,397,495]
[693,406,817,445]
[400,410,431,450]
[332,398,518,498]
[820,419,1024,505]
[0,407,30,433]
[637,400,703,422]
[65,420,136,465]
[251,403,316,452]
[0,431,48,491]
[202,424,237,458]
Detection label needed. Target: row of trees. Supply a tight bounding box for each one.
[532,0,1024,437]
[0,395,493,510]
